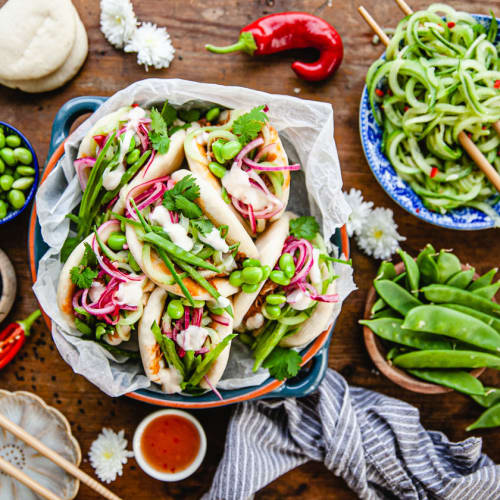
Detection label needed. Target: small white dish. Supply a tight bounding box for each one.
[133,409,206,482]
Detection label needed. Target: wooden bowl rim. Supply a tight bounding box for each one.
[363,261,485,394]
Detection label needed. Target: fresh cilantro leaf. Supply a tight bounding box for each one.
[175,174,200,201]
[191,218,214,235]
[149,131,171,155]
[178,108,201,123]
[61,236,79,263]
[161,100,177,126]
[175,196,202,219]
[289,216,320,241]
[70,266,98,289]
[232,105,269,145]
[262,347,302,380]
[150,107,167,135]
[163,175,202,218]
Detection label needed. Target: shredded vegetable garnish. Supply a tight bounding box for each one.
[367,4,500,221]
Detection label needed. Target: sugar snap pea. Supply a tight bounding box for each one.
[397,249,419,295]
[360,318,456,350]
[446,268,475,289]
[466,402,500,431]
[403,305,500,353]
[441,304,500,333]
[408,369,485,396]
[253,322,289,371]
[469,268,497,290]
[436,250,461,283]
[421,284,500,316]
[473,282,500,300]
[470,388,500,408]
[375,261,397,281]
[393,350,500,369]
[373,280,422,316]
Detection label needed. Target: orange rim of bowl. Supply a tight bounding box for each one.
[29,140,349,408]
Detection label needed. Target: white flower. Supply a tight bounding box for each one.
[356,207,406,260]
[100,0,137,49]
[344,188,373,237]
[125,22,175,70]
[89,428,133,484]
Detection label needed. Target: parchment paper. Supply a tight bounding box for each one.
[33,78,354,397]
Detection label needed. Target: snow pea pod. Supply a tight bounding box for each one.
[422,284,500,316]
[393,350,500,369]
[436,250,461,283]
[397,249,419,295]
[408,369,485,396]
[372,308,401,319]
[441,304,500,333]
[470,387,500,408]
[360,318,456,350]
[373,280,422,316]
[371,297,386,315]
[466,402,500,431]
[418,253,438,285]
[393,272,407,284]
[403,305,500,353]
[473,282,500,300]
[469,268,497,291]
[446,268,475,289]
[375,261,397,281]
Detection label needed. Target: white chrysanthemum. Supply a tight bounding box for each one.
[124,22,175,70]
[100,0,137,49]
[356,207,406,260]
[89,429,133,484]
[344,188,373,237]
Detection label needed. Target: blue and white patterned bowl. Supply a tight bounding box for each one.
[359,14,500,231]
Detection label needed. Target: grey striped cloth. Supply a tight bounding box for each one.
[203,370,500,500]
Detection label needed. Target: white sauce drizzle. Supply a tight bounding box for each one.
[149,205,194,251]
[176,325,208,351]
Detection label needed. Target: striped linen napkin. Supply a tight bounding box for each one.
[203,369,499,500]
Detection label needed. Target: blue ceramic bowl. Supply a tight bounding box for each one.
[0,122,39,225]
[359,14,500,230]
[28,96,349,408]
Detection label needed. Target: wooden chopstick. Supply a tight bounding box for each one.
[0,413,123,500]
[0,456,63,500]
[358,4,500,192]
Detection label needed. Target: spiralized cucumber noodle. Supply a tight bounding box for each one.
[367,3,500,223]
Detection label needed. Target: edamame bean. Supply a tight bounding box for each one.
[205,107,220,122]
[466,402,500,431]
[261,265,271,280]
[128,136,136,152]
[0,134,4,149]
[403,305,500,353]
[266,294,287,305]
[221,187,230,204]
[446,268,475,289]
[126,148,140,165]
[95,324,107,340]
[12,177,34,190]
[7,189,25,209]
[394,350,500,369]
[0,200,7,219]
[442,304,500,333]
[408,369,485,396]
[208,162,227,178]
[108,232,126,251]
[269,270,290,286]
[436,250,461,283]
[5,135,21,148]
[16,166,35,176]
[373,279,422,316]
[243,258,260,268]
[469,268,497,290]
[211,140,226,164]
[242,266,263,284]
[0,174,13,191]
[242,283,260,293]
[229,270,243,287]
[360,317,456,350]
[398,249,419,295]
[221,140,242,160]
[265,304,282,319]
[471,387,500,408]
[473,282,500,300]
[181,298,205,308]
[375,261,396,281]
[0,158,5,175]
[167,299,185,319]
[421,284,500,316]
[13,147,32,165]
[0,147,16,166]
[279,253,296,278]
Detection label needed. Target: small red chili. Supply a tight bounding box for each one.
[404,106,409,112]
[430,167,439,178]
[375,88,385,97]
[494,80,500,89]
[0,310,40,370]
[447,22,456,28]
[205,12,343,82]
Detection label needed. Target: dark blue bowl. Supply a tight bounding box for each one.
[0,122,39,225]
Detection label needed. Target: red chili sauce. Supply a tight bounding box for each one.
[140,414,200,474]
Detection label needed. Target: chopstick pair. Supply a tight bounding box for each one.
[0,413,122,500]
[358,0,500,192]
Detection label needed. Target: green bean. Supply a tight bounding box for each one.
[5,135,20,148]
[16,166,35,176]
[205,107,220,122]
[408,369,485,396]
[446,268,475,289]
[360,318,456,350]
[253,322,289,371]
[375,261,396,281]
[0,147,16,167]
[470,388,500,408]
[403,305,500,353]
[466,402,500,431]
[12,177,34,190]
[7,189,25,209]
[13,147,32,165]
[393,350,500,369]
[398,249,419,295]
[373,279,422,316]
[156,248,195,306]
[421,284,500,316]
[473,282,500,300]
[441,304,500,334]
[436,250,461,283]
[469,268,497,291]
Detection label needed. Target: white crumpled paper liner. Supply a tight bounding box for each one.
[33,78,355,397]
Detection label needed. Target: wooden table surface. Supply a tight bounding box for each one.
[0,0,499,498]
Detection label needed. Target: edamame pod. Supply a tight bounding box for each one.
[441,304,500,333]
[398,249,419,295]
[468,268,497,291]
[373,279,422,316]
[436,250,461,283]
[408,369,485,396]
[403,305,500,353]
[446,268,475,289]
[466,402,500,431]
[394,350,500,370]
[470,388,500,408]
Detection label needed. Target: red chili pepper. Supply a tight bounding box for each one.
[430,167,439,178]
[494,80,500,89]
[0,310,41,370]
[205,12,343,82]
[447,22,455,28]
[375,88,385,97]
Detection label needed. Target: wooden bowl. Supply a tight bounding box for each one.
[0,248,16,323]
[363,262,485,394]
